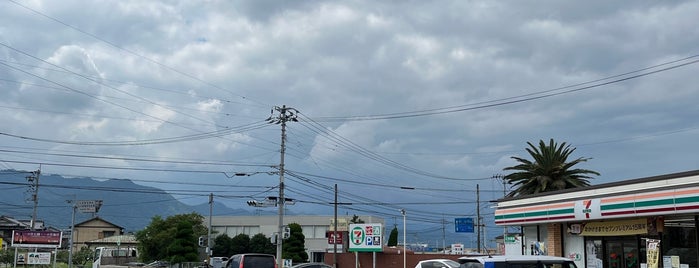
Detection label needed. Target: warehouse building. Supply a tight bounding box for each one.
[208,215,385,262]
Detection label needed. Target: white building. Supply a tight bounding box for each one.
[208,215,385,262]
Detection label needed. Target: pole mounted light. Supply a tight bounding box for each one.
[400,209,406,268]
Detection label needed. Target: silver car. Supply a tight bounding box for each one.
[415,259,461,268]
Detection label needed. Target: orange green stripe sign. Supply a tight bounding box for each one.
[495,187,699,225]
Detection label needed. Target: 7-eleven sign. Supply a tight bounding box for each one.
[574,199,601,220]
[348,224,382,252]
[352,227,364,245]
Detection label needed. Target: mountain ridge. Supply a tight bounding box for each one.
[0,170,252,232]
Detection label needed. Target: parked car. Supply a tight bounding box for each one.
[145,261,170,268]
[457,255,578,268]
[290,263,333,268]
[225,253,276,268]
[415,259,461,268]
[210,257,228,268]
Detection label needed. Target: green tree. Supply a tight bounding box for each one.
[250,233,275,254]
[349,215,364,224]
[1,249,15,265]
[56,247,93,265]
[136,213,207,263]
[282,223,308,263]
[230,233,251,255]
[74,247,94,265]
[167,221,200,264]
[503,139,600,197]
[387,226,399,246]
[212,234,232,257]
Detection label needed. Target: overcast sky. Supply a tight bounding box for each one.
[1,0,698,245]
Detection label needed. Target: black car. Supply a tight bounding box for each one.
[225,253,276,268]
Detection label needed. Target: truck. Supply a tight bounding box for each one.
[92,247,140,268]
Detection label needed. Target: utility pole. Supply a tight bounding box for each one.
[208,193,213,264]
[67,198,76,268]
[442,215,446,253]
[26,168,41,230]
[494,173,508,254]
[476,184,481,254]
[334,184,338,268]
[400,209,406,268]
[331,184,351,268]
[267,105,298,268]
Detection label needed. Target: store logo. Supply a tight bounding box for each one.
[575,199,600,220]
[582,200,592,218]
[351,226,364,245]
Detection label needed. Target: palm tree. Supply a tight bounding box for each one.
[503,139,600,198]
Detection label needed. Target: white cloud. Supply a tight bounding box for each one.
[1,0,698,230]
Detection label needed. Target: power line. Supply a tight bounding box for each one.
[0,180,213,195]
[0,148,273,167]
[0,120,270,146]
[0,78,250,121]
[284,172,478,219]
[0,103,218,128]
[296,114,472,181]
[309,55,699,121]
[285,170,494,191]
[0,144,279,170]
[0,43,229,128]
[0,159,255,178]
[0,43,281,152]
[6,0,269,108]
[0,59,254,109]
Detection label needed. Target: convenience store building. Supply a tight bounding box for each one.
[494,170,699,268]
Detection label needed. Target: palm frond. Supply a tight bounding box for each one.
[503,139,599,198]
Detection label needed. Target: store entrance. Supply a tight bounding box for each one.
[604,238,640,268]
[587,237,643,268]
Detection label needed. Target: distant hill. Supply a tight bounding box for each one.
[0,169,477,248]
[0,170,252,232]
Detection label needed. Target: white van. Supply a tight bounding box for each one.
[457,256,578,268]
[210,257,228,268]
[92,247,140,268]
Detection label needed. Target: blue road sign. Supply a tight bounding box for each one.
[455,218,474,233]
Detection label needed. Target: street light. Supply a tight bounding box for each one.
[400,209,406,268]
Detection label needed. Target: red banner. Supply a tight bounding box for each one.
[328,231,343,244]
[12,230,62,248]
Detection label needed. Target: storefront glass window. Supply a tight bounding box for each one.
[663,221,697,268]
[587,240,603,268]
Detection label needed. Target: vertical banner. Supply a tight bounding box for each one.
[327,231,343,244]
[646,239,660,268]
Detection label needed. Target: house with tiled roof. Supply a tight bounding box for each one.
[71,217,125,251]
